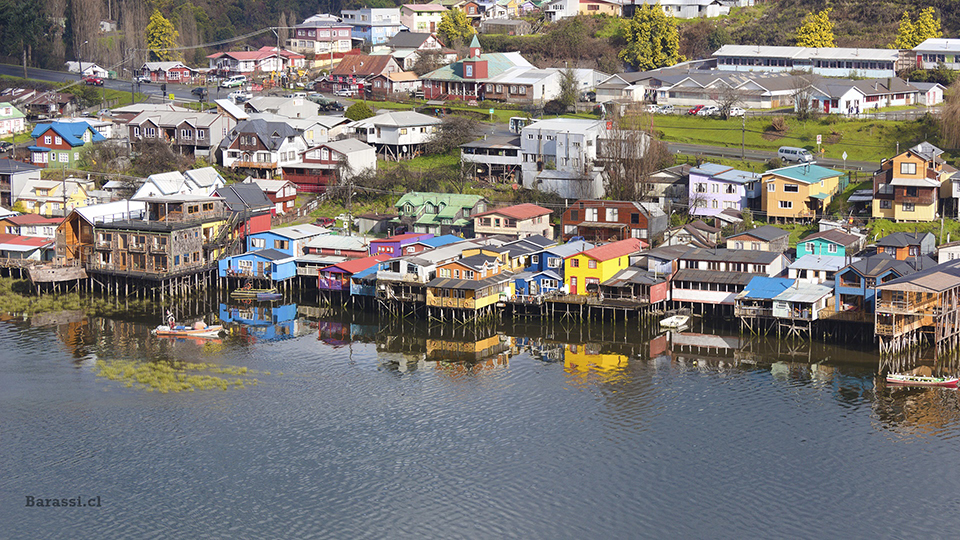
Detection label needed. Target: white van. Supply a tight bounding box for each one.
[778,146,814,163]
[220,75,247,88]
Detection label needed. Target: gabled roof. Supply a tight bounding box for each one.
[730,225,789,242]
[540,240,594,259]
[577,238,646,262]
[247,248,293,261]
[877,231,934,248]
[222,119,301,151]
[213,183,272,212]
[184,167,225,188]
[0,234,54,251]
[332,54,399,78]
[1,214,62,225]
[766,164,842,184]
[453,254,499,271]
[841,253,921,278]
[265,224,329,240]
[801,228,862,248]
[385,32,437,49]
[473,203,551,221]
[790,254,855,272]
[356,110,441,129]
[875,258,960,293]
[0,158,41,174]
[417,234,464,248]
[31,121,105,147]
[323,254,391,275]
[681,247,781,264]
[394,191,484,210]
[243,177,295,194]
[421,52,534,83]
[322,138,374,155]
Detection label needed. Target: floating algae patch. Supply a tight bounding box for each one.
[94,359,263,393]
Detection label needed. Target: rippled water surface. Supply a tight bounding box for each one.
[3,312,960,539]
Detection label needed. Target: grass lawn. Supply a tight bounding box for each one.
[865,219,960,244]
[652,114,927,163]
[674,154,769,173]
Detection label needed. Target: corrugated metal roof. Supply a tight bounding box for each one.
[773,281,834,304]
[674,269,758,285]
[738,276,795,300]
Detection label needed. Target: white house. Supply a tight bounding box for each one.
[630,0,730,19]
[399,4,447,33]
[132,167,226,200]
[0,102,26,135]
[350,111,441,160]
[912,38,960,70]
[713,44,899,78]
[544,0,578,22]
[219,119,308,178]
[913,82,945,106]
[520,118,610,199]
[65,61,110,78]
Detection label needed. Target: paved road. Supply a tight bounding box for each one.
[666,142,877,171]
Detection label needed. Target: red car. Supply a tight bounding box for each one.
[687,104,704,115]
[83,76,103,86]
[314,217,335,227]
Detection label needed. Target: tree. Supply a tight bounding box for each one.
[893,8,942,49]
[146,9,180,61]
[791,73,816,121]
[425,115,479,155]
[411,49,444,77]
[437,8,474,48]
[344,101,375,121]
[940,79,960,150]
[715,84,745,119]
[795,9,835,48]
[601,112,672,201]
[557,67,578,110]
[619,5,684,71]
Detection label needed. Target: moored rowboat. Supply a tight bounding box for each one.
[886,373,959,388]
[152,324,224,338]
[660,315,690,329]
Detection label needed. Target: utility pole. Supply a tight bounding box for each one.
[741,112,745,160]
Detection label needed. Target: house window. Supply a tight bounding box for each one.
[903,202,915,212]
[605,208,618,221]
[55,136,62,145]
[465,64,473,77]
[734,241,743,249]
[400,128,408,135]
[548,257,560,268]
[570,209,578,221]
[44,136,51,145]
[588,260,597,269]
[518,86,526,95]
[806,242,815,253]
[181,129,192,139]
[585,208,598,221]
[321,148,329,160]
[751,242,760,250]
[59,153,68,163]
[778,200,792,209]
[767,183,775,192]
[571,259,579,268]
[783,184,799,193]
[134,127,140,137]
[696,183,706,193]
[879,200,892,209]
[828,244,837,254]
[532,255,540,264]
[274,239,289,250]
[631,213,639,224]
[454,269,460,278]
[900,162,917,175]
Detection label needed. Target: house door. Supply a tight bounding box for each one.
[257,261,264,276]
[824,100,830,113]
[430,21,436,32]
[570,276,577,295]
[530,282,539,295]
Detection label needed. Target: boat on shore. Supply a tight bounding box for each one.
[660,315,690,329]
[886,373,959,388]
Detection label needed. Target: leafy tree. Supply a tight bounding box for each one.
[893,8,941,49]
[12,200,26,213]
[795,8,835,48]
[146,9,180,61]
[914,8,942,46]
[437,8,474,48]
[707,25,730,52]
[345,101,375,121]
[557,67,578,110]
[425,115,478,155]
[618,5,683,71]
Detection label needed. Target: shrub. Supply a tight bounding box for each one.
[345,102,375,121]
[770,116,788,133]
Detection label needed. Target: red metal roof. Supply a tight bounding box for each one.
[3,214,63,225]
[472,203,552,221]
[326,254,391,275]
[0,233,54,247]
[577,238,647,262]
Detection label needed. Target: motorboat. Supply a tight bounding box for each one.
[231,287,279,300]
[152,322,224,339]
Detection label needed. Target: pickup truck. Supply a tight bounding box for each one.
[228,90,253,103]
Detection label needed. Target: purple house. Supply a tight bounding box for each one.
[318,254,391,291]
[689,163,761,217]
[369,232,434,257]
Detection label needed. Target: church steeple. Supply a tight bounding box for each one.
[469,35,481,58]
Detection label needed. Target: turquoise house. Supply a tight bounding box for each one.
[796,229,864,259]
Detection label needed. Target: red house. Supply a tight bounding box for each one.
[212,183,273,239]
[560,199,668,242]
[138,62,198,84]
[242,178,298,215]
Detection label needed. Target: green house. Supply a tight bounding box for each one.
[796,229,865,258]
[393,191,487,236]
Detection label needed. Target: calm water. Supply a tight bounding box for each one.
[2,304,960,539]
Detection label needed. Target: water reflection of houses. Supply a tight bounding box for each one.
[426,333,511,363]
[218,302,306,342]
[563,343,628,381]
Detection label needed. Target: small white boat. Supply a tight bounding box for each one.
[660,315,690,329]
[886,373,959,388]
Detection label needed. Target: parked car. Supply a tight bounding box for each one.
[82,76,103,86]
[191,87,208,98]
[228,90,253,103]
[581,91,596,102]
[0,141,13,153]
[333,88,354,98]
[687,104,705,115]
[644,104,659,113]
[697,106,719,116]
[728,106,745,117]
[97,109,112,117]
[314,217,336,227]
[134,75,151,84]
[658,104,675,114]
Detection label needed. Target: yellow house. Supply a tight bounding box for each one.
[578,0,621,16]
[427,254,514,311]
[564,238,645,295]
[761,164,842,222]
[874,142,951,222]
[19,179,97,217]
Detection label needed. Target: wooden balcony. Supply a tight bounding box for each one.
[233,160,278,169]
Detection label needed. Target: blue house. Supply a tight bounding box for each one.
[349,263,381,298]
[245,224,328,257]
[834,254,929,315]
[514,240,592,297]
[219,302,300,342]
[796,229,864,259]
[218,248,297,282]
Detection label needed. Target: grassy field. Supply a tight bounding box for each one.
[651,114,931,163]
